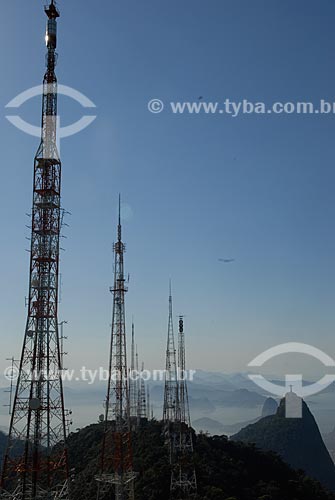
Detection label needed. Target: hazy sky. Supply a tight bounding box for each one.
[0,0,335,379]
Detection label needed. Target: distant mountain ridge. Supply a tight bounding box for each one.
[150,384,267,408]
[193,397,279,436]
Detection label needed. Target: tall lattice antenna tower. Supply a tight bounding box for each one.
[163,283,179,423]
[96,196,136,500]
[170,317,197,498]
[135,347,140,427]
[162,283,181,498]
[146,386,151,421]
[129,321,138,421]
[178,318,192,432]
[0,2,70,499]
[137,362,147,422]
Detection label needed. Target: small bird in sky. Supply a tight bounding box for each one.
[198,96,203,100]
[218,258,235,263]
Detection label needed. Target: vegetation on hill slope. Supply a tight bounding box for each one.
[67,420,335,500]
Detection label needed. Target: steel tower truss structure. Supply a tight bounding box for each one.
[129,323,137,422]
[170,317,197,499]
[146,386,150,421]
[163,286,181,497]
[96,199,136,500]
[163,285,179,425]
[0,2,70,500]
[137,363,147,422]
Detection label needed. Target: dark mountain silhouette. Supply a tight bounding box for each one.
[232,397,335,492]
[323,427,335,464]
[262,397,278,417]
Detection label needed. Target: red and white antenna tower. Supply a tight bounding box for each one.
[96,197,136,500]
[0,2,70,499]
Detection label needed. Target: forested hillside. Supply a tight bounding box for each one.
[67,420,335,500]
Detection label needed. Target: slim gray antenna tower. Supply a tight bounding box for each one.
[129,321,138,421]
[170,316,197,498]
[138,362,147,421]
[163,282,179,423]
[96,196,136,500]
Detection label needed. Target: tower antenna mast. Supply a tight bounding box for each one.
[162,283,181,495]
[0,2,70,499]
[129,320,138,422]
[171,316,197,498]
[96,197,136,500]
[163,281,179,424]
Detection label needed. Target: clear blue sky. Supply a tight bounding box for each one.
[0,0,335,376]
